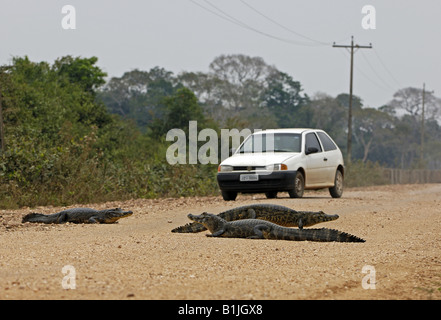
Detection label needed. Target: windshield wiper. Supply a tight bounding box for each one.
[239,149,295,153]
[269,149,293,152]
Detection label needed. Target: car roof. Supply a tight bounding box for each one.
[251,128,319,135]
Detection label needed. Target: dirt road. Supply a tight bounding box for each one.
[0,184,440,300]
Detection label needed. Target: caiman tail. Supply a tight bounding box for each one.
[270,227,365,243]
[172,222,206,233]
[22,213,56,224]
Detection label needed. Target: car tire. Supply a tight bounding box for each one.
[329,169,343,198]
[221,190,237,201]
[265,191,278,199]
[288,171,304,198]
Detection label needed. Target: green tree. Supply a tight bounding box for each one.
[0,56,115,207]
[352,107,394,162]
[98,67,180,129]
[335,93,363,112]
[262,71,309,128]
[179,54,307,130]
[151,87,205,136]
[53,56,107,94]
[304,93,347,148]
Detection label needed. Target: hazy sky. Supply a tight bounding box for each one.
[1,0,440,109]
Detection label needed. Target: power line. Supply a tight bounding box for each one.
[337,49,389,92]
[359,50,396,91]
[202,0,322,46]
[372,48,402,88]
[189,0,325,47]
[202,0,253,29]
[238,0,330,46]
[188,0,245,27]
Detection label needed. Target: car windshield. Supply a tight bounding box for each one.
[238,133,302,153]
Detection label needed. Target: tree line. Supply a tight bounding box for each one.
[0,54,440,208]
[99,53,441,169]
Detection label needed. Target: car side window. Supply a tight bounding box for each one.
[305,133,322,153]
[317,132,337,151]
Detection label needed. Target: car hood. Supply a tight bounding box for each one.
[220,152,299,166]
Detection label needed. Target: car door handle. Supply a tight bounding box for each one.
[323,158,328,161]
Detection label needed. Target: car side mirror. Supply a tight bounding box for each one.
[305,147,319,155]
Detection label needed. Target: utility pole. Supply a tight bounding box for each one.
[420,83,434,167]
[333,36,372,164]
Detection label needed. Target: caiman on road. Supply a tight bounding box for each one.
[188,212,365,243]
[172,203,339,233]
[22,207,133,224]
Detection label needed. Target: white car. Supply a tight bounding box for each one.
[217,128,344,201]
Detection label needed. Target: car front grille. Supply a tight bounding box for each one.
[232,166,266,171]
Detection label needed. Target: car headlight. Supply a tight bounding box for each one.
[218,165,233,172]
[265,164,288,171]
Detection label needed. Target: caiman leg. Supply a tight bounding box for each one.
[247,209,257,218]
[57,213,69,223]
[88,217,99,223]
[206,229,226,237]
[248,225,270,239]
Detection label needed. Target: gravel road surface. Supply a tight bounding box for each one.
[1,184,440,300]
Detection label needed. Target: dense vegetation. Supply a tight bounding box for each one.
[0,54,440,208]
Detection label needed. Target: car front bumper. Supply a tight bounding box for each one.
[217,170,297,193]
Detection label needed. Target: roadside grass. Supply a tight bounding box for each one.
[0,160,392,209]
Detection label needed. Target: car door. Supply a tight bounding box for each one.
[316,131,340,185]
[304,132,327,186]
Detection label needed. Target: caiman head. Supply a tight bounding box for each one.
[102,208,133,223]
[306,211,339,226]
[187,212,224,233]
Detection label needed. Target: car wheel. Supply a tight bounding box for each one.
[288,171,304,198]
[221,190,237,201]
[329,169,343,198]
[265,191,278,199]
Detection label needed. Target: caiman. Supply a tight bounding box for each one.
[187,212,365,243]
[22,207,133,224]
[172,203,338,233]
